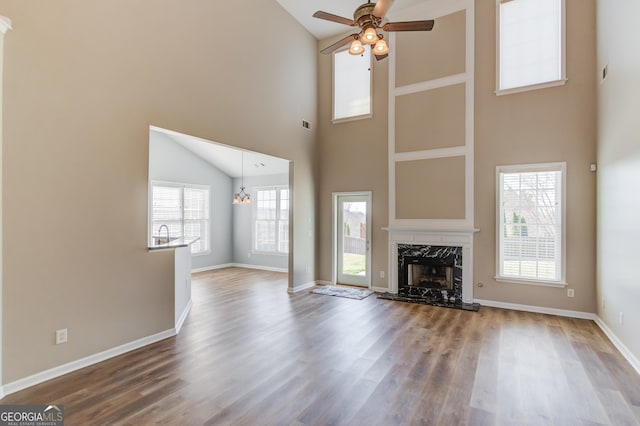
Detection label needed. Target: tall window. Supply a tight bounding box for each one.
[497,0,565,94]
[333,48,372,122]
[151,182,209,255]
[254,186,289,254]
[496,163,566,285]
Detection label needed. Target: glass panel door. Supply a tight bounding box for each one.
[336,194,371,287]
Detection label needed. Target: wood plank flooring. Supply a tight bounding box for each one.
[3,267,640,425]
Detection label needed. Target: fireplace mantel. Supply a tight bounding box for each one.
[384,227,478,304]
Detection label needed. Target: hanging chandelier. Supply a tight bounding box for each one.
[233,152,251,204]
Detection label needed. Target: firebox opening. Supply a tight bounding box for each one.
[407,264,453,290]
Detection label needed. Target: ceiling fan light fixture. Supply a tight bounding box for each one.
[348,39,364,55]
[374,38,389,55]
[362,26,379,45]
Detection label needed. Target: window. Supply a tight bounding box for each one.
[333,48,372,122]
[497,0,565,94]
[151,182,209,255]
[253,186,289,254]
[496,163,566,285]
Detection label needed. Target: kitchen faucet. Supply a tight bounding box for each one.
[158,224,170,243]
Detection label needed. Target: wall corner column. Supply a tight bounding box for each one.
[0,14,13,398]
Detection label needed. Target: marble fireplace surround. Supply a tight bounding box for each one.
[385,229,476,305]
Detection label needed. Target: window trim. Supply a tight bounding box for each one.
[251,185,289,256]
[149,180,211,256]
[332,47,373,123]
[495,0,567,96]
[495,162,567,287]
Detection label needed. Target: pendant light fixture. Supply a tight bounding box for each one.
[233,152,251,204]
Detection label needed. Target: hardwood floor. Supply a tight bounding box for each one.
[3,267,640,425]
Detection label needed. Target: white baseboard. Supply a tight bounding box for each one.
[288,280,318,293]
[231,263,288,273]
[191,263,235,273]
[594,316,640,376]
[175,299,193,334]
[192,263,287,274]
[474,298,596,320]
[1,328,176,399]
[315,280,332,286]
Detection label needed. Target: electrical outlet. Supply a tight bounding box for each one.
[380,271,385,278]
[620,312,624,325]
[567,289,574,298]
[56,328,68,345]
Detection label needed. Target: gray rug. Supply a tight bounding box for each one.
[311,286,374,300]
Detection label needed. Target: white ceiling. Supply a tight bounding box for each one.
[151,127,289,178]
[276,0,435,40]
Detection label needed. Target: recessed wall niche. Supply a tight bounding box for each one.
[395,157,465,220]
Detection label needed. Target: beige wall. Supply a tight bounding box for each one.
[395,157,465,220]
[474,0,597,312]
[1,0,317,383]
[317,0,597,312]
[596,0,640,362]
[316,35,389,288]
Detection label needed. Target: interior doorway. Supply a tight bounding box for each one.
[333,192,372,287]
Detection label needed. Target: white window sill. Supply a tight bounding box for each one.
[495,276,567,288]
[331,113,373,124]
[252,251,288,257]
[495,78,568,96]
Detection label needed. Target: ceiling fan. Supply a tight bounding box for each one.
[313,0,435,61]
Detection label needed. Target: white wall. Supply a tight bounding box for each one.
[149,131,233,269]
[596,0,640,363]
[174,246,191,327]
[232,174,289,270]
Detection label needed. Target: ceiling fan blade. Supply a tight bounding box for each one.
[383,20,435,32]
[373,0,394,19]
[374,53,389,61]
[312,11,356,26]
[320,34,358,55]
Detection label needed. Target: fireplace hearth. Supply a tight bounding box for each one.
[379,243,479,311]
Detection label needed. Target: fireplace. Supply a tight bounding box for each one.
[379,230,480,311]
[397,244,463,305]
[405,260,453,290]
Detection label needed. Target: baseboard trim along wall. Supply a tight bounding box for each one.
[594,316,640,376]
[175,299,193,334]
[288,280,317,293]
[1,328,176,399]
[476,298,640,377]
[192,263,287,274]
[474,298,596,320]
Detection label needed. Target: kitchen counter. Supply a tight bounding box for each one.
[148,237,200,251]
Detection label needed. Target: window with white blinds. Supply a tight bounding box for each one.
[496,163,566,285]
[253,186,289,254]
[497,0,566,94]
[151,182,209,255]
[333,48,372,122]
